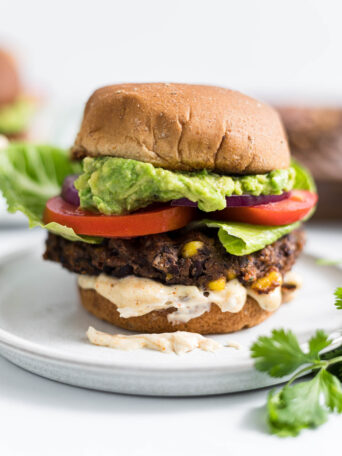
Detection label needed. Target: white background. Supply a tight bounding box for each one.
[1,0,342,107]
[1,1,342,454]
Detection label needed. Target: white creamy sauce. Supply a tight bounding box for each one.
[78,275,247,323]
[281,270,302,303]
[87,327,222,354]
[283,271,303,289]
[224,341,243,350]
[247,286,282,312]
[79,271,302,324]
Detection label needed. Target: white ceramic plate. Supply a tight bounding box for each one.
[0,247,341,396]
[0,195,28,226]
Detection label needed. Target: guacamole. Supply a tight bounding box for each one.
[75,157,296,215]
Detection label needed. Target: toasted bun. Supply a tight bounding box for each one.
[79,288,276,334]
[72,83,290,174]
[0,49,20,106]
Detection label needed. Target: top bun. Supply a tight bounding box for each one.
[0,49,20,106]
[72,83,290,174]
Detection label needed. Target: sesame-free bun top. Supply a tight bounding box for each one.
[72,83,290,174]
[0,49,20,106]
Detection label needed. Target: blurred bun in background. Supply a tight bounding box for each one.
[0,46,37,140]
[0,49,20,105]
[278,107,342,220]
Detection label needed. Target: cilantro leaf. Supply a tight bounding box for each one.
[251,287,342,437]
[251,329,324,377]
[319,369,342,413]
[308,330,332,359]
[316,258,342,266]
[322,346,342,382]
[334,288,342,310]
[267,374,328,437]
[267,369,342,437]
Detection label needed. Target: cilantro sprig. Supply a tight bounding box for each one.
[251,288,342,437]
[335,288,342,310]
[316,258,342,266]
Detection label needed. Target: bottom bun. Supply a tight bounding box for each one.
[79,287,279,334]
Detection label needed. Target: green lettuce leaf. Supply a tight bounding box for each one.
[193,219,301,256]
[0,142,101,243]
[0,98,36,134]
[292,158,316,192]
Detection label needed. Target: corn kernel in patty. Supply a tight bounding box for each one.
[251,270,282,292]
[226,270,237,281]
[182,241,204,258]
[208,277,226,291]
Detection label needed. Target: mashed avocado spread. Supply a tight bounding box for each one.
[75,157,295,215]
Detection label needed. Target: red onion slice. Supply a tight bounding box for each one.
[61,174,80,206]
[225,192,290,207]
[170,198,198,207]
[171,192,290,209]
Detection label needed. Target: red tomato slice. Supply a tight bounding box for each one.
[211,190,318,226]
[44,196,197,237]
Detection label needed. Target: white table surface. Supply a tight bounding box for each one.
[0,223,341,456]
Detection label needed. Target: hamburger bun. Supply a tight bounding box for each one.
[72,83,290,174]
[79,287,276,335]
[0,49,20,106]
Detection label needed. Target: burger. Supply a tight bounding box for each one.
[0,84,317,334]
[0,48,35,140]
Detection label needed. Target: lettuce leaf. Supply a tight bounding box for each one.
[0,142,101,243]
[0,98,36,134]
[292,158,316,192]
[192,219,300,256]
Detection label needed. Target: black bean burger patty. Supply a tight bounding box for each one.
[44,228,305,289]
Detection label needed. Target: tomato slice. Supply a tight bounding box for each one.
[44,196,197,237]
[211,190,318,226]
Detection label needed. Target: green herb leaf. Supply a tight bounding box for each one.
[319,369,342,413]
[251,329,318,377]
[316,258,342,266]
[308,330,332,359]
[267,373,328,437]
[321,346,342,382]
[334,288,342,310]
[252,290,342,437]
